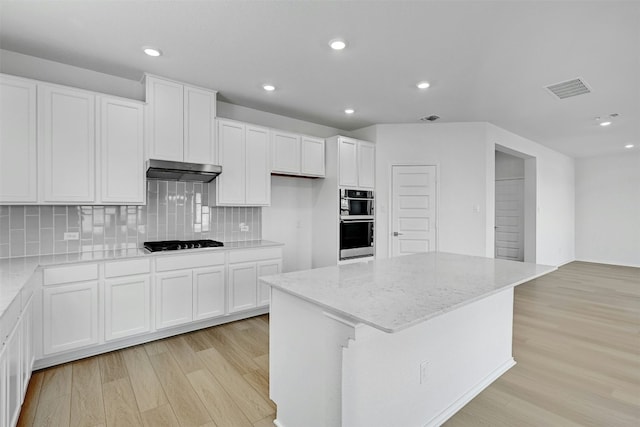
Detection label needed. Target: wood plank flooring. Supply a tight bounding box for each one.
[18,261,640,426]
[18,316,274,427]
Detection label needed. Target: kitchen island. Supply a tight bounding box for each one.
[259,252,556,427]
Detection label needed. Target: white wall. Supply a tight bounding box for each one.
[575,152,640,267]
[366,123,491,259]
[0,49,145,100]
[487,124,575,266]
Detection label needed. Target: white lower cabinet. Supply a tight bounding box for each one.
[20,296,33,399]
[105,276,151,341]
[228,248,283,313]
[5,319,21,427]
[228,262,258,313]
[156,271,194,330]
[257,260,281,307]
[43,281,99,355]
[193,266,225,321]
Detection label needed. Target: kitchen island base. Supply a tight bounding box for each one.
[270,287,516,427]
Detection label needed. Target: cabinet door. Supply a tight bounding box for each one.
[21,296,33,398]
[245,125,271,206]
[338,138,358,187]
[257,259,281,307]
[301,136,325,177]
[216,119,245,205]
[271,131,300,174]
[358,141,375,189]
[0,343,7,427]
[184,86,216,164]
[99,96,144,204]
[228,262,257,313]
[0,75,37,203]
[146,76,184,161]
[156,271,193,329]
[193,266,225,321]
[43,281,99,355]
[5,318,22,427]
[105,276,151,341]
[39,84,95,203]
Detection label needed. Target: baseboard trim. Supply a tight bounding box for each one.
[424,358,516,427]
[573,258,640,268]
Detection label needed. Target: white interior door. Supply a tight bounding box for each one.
[391,165,437,257]
[495,178,524,261]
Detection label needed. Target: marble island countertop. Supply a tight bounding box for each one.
[0,240,283,318]
[260,252,556,333]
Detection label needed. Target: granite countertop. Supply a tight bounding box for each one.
[0,240,283,318]
[260,252,556,333]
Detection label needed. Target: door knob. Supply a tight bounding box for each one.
[393,231,403,236]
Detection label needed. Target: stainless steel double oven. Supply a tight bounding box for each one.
[339,189,374,260]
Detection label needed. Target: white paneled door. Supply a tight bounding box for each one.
[495,178,524,261]
[391,165,437,257]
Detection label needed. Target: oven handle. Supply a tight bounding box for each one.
[340,219,375,223]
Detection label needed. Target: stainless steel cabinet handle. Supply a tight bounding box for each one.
[393,231,403,236]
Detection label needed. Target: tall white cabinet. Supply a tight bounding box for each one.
[39,84,96,203]
[0,75,37,203]
[145,74,217,164]
[215,118,270,206]
[98,96,145,204]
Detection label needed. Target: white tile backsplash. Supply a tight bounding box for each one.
[0,180,262,258]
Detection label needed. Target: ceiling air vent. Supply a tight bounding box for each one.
[545,77,591,99]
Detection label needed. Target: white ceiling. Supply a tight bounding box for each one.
[0,1,638,158]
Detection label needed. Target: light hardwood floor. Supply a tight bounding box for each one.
[18,261,640,426]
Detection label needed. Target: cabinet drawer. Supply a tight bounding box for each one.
[156,251,226,272]
[44,263,98,286]
[105,259,150,278]
[229,247,282,263]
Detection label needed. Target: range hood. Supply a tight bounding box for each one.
[146,159,222,183]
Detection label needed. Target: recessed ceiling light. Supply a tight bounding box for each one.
[416,81,430,89]
[625,144,635,149]
[599,121,612,127]
[263,84,276,92]
[344,108,355,115]
[329,39,347,50]
[143,47,162,57]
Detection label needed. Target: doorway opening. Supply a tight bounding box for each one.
[494,146,536,263]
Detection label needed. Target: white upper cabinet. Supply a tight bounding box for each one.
[0,75,37,203]
[215,119,270,206]
[272,131,325,178]
[301,136,326,177]
[39,84,96,203]
[184,85,216,164]
[145,75,217,164]
[357,140,375,189]
[338,137,358,187]
[146,76,183,161]
[271,130,300,174]
[339,137,375,189]
[245,125,271,205]
[216,119,246,205]
[98,96,145,204]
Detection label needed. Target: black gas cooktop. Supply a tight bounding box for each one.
[144,239,224,252]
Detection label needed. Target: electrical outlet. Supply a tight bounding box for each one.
[420,361,429,384]
[63,232,79,241]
